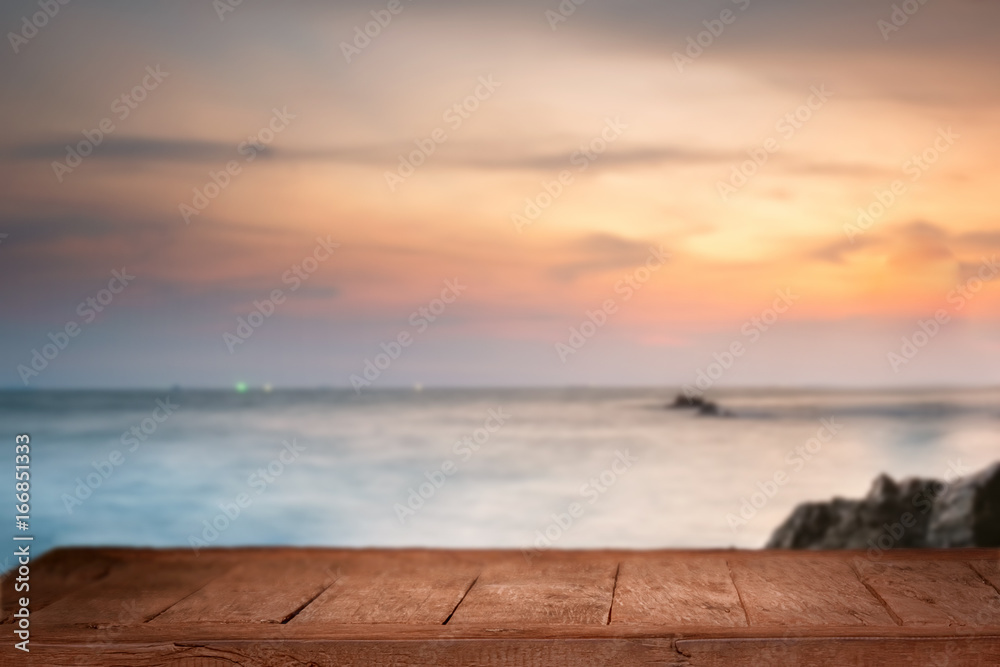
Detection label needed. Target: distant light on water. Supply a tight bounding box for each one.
[235,382,248,393]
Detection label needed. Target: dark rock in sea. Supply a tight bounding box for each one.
[697,401,719,416]
[767,462,1000,549]
[668,393,731,417]
[669,394,705,409]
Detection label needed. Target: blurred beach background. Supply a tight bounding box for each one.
[3,387,998,559]
[1,1,999,560]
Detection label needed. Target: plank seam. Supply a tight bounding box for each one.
[143,564,234,624]
[442,574,480,625]
[3,556,119,617]
[725,559,752,627]
[847,560,903,627]
[280,573,346,624]
[968,561,1000,601]
[606,562,621,626]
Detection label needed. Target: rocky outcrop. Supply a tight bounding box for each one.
[767,462,1000,549]
[669,394,706,409]
[668,393,728,417]
[927,462,1000,547]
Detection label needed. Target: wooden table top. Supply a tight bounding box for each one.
[3,547,999,665]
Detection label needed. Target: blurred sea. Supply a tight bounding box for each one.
[2,387,998,559]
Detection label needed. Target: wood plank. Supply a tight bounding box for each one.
[28,620,1000,645]
[447,555,617,625]
[611,555,746,627]
[677,636,1000,666]
[151,557,343,624]
[729,555,895,626]
[13,638,685,667]
[855,559,1000,627]
[289,561,479,624]
[32,559,228,626]
[1,548,119,621]
[16,634,1000,666]
[30,546,1000,566]
[10,544,1000,667]
[971,559,1000,592]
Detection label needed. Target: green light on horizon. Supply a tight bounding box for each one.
[235,382,248,393]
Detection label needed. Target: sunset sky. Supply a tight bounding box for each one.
[1,0,999,388]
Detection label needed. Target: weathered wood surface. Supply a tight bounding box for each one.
[1,547,998,666]
[729,554,896,626]
[611,554,746,627]
[447,555,618,625]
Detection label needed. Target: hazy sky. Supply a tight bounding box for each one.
[1,0,999,388]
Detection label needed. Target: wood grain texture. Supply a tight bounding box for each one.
[289,562,479,624]
[729,555,896,627]
[448,556,618,625]
[25,620,1000,646]
[5,547,1000,666]
[11,638,686,667]
[31,559,228,626]
[676,636,1000,666]
[971,559,1000,593]
[1,548,118,621]
[611,555,746,627]
[12,636,1000,667]
[855,559,1000,627]
[151,556,342,624]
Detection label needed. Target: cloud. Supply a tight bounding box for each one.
[788,160,898,179]
[0,212,324,317]
[0,213,287,247]
[462,146,735,171]
[548,233,661,281]
[901,220,949,240]
[811,220,969,267]
[5,135,915,181]
[2,136,739,172]
[811,236,874,264]
[958,230,1000,248]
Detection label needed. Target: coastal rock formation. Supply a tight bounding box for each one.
[669,394,706,408]
[767,462,1000,549]
[927,462,1000,547]
[698,401,720,416]
[668,393,728,416]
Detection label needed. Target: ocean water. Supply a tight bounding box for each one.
[2,387,998,560]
